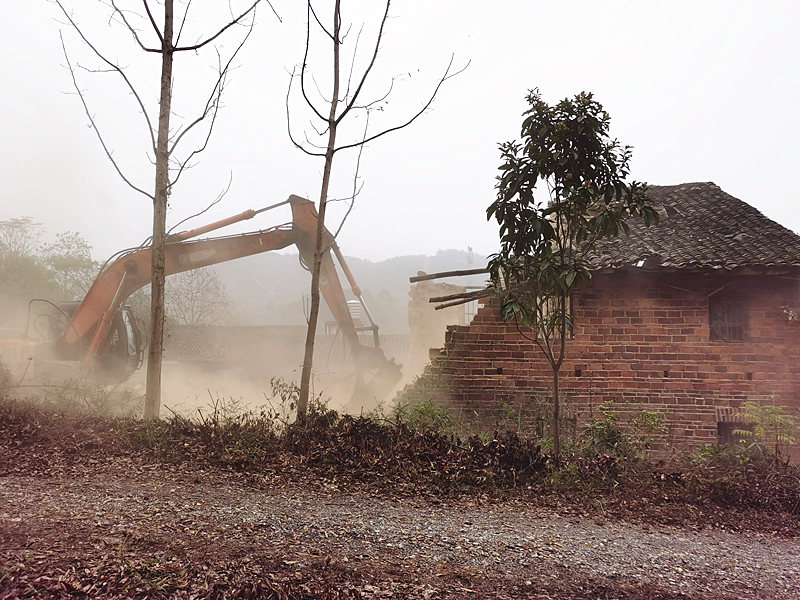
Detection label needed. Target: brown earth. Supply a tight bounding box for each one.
[1,411,799,599]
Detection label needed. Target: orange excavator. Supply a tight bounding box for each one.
[6,195,401,400]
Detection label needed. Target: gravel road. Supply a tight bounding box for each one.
[1,464,798,599]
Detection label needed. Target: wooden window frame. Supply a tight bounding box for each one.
[709,296,747,341]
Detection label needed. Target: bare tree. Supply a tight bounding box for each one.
[165,267,230,325]
[0,217,42,257]
[54,0,271,418]
[287,0,465,418]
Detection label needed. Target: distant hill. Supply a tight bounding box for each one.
[214,249,489,333]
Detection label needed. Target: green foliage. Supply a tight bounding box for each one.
[40,231,98,300]
[580,400,666,459]
[0,218,99,308]
[544,400,666,491]
[393,399,456,432]
[3,392,799,517]
[681,443,800,514]
[582,402,624,454]
[487,90,657,329]
[486,90,658,459]
[731,401,796,457]
[260,377,336,430]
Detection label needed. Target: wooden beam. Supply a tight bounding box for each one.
[434,296,485,310]
[409,268,488,283]
[428,287,492,303]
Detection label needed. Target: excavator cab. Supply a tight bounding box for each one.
[96,306,146,380]
[49,301,146,382]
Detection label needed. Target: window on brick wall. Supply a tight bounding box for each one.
[709,296,747,341]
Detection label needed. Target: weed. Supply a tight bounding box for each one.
[680,443,800,514]
[731,400,796,459]
[393,399,455,432]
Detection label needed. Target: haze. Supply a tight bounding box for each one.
[1,1,798,262]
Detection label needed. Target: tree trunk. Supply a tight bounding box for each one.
[552,365,561,462]
[144,1,174,420]
[550,294,568,463]
[297,0,341,420]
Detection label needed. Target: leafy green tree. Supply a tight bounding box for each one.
[0,218,58,308]
[41,231,98,300]
[487,90,658,461]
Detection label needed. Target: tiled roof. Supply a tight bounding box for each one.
[589,183,800,271]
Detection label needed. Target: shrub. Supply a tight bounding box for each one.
[679,443,800,514]
[392,399,455,432]
[732,401,796,459]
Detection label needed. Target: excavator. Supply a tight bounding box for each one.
[3,195,401,401]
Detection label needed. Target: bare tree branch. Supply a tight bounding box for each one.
[167,172,233,235]
[338,22,354,44]
[307,117,327,138]
[174,0,193,47]
[308,1,334,41]
[168,93,220,189]
[169,15,254,159]
[54,0,157,154]
[59,33,154,201]
[141,0,165,47]
[105,0,160,52]
[343,24,364,103]
[334,109,370,238]
[173,0,260,52]
[303,130,328,151]
[333,55,468,154]
[259,0,282,25]
[311,73,332,106]
[327,183,363,203]
[286,67,326,157]
[334,0,390,126]
[300,3,327,123]
[351,77,394,109]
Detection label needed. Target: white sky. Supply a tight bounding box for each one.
[1,1,798,263]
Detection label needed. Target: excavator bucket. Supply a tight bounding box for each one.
[351,347,403,404]
[289,195,403,404]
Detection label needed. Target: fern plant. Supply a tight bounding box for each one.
[732,401,796,459]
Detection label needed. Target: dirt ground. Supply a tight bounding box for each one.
[1,417,799,599]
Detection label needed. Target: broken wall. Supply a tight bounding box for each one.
[398,270,800,457]
[407,277,469,376]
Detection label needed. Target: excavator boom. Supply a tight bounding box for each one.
[65,224,295,346]
[51,195,401,399]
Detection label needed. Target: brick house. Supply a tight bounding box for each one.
[399,183,800,455]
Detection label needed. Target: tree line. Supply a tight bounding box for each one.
[0,217,228,328]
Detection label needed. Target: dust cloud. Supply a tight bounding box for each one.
[129,351,419,419]
[0,286,443,419]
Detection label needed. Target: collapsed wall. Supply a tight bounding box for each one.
[406,276,470,377]
[398,270,800,456]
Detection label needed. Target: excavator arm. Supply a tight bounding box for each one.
[63,224,296,349]
[56,195,401,399]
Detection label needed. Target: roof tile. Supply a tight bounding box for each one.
[590,183,800,271]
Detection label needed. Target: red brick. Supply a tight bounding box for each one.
[399,271,800,458]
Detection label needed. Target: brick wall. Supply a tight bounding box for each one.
[398,270,800,456]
